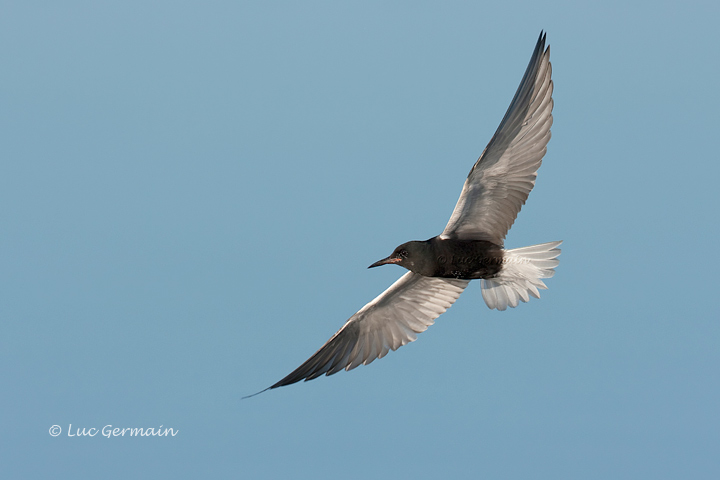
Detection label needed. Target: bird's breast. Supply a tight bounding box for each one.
[427,238,504,280]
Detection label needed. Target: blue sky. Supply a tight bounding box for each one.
[2,1,719,478]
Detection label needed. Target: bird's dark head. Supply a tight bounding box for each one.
[368,241,427,271]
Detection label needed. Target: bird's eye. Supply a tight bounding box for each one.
[399,249,408,258]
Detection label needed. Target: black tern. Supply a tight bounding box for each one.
[246,32,560,397]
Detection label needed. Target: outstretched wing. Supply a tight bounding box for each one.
[257,272,468,394]
[442,32,554,245]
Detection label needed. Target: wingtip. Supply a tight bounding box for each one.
[543,31,550,54]
[241,387,272,400]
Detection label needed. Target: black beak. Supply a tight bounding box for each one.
[368,255,401,269]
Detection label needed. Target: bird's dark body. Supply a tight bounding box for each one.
[389,237,504,280]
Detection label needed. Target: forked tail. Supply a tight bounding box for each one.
[481,241,562,311]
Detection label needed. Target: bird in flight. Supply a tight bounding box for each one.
[246,32,560,397]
